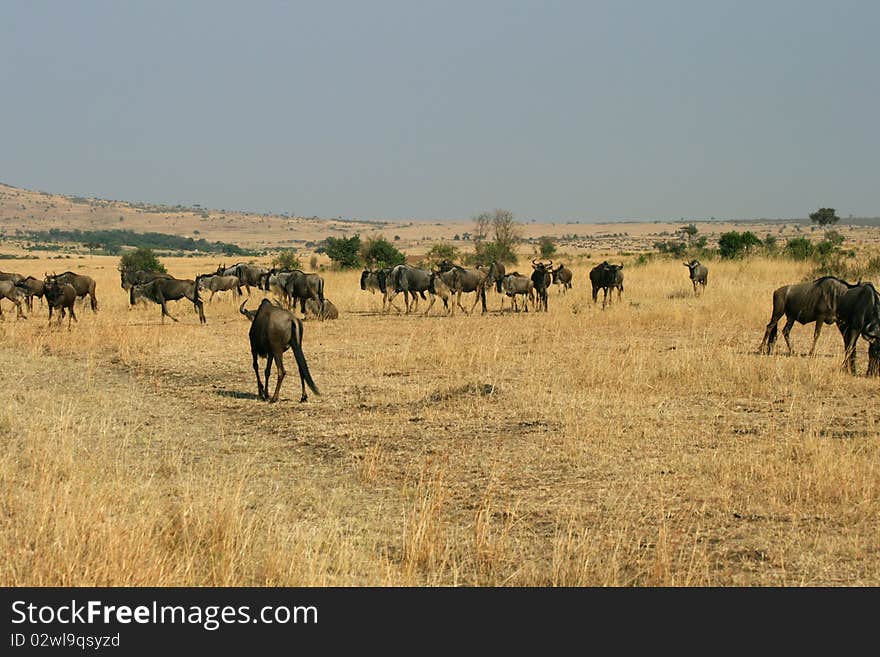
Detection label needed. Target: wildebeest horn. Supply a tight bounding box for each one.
[239,299,250,317]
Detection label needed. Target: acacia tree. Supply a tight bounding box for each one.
[809,208,839,227]
[470,208,521,265]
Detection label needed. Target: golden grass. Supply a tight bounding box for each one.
[1,254,879,586]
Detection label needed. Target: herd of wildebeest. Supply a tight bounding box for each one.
[0,255,878,402]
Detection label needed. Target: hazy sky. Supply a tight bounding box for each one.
[1,1,878,222]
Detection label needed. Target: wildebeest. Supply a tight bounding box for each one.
[16,276,44,312]
[197,273,243,302]
[218,262,268,295]
[834,281,880,374]
[261,269,294,307]
[130,276,206,324]
[43,279,77,328]
[759,276,851,356]
[119,267,172,291]
[500,272,535,312]
[305,297,339,320]
[282,270,325,317]
[360,268,395,312]
[0,280,28,319]
[0,271,23,284]
[477,261,506,293]
[385,265,431,314]
[531,260,553,312]
[684,260,708,295]
[44,271,98,312]
[240,298,320,403]
[589,261,624,309]
[437,260,490,315]
[421,270,453,316]
[551,264,573,295]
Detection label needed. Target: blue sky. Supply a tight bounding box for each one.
[1,1,878,222]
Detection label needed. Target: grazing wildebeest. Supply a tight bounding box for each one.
[437,260,490,315]
[551,264,573,295]
[240,298,320,403]
[684,260,708,295]
[130,276,206,324]
[589,261,624,309]
[44,271,98,312]
[834,281,880,374]
[197,273,243,302]
[16,276,44,312]
[500,272,535,312]
[386,265,431,314]
[0,280,28,319]
[531,260,553,312]
[283,270,325,317]
[44,279,77,328]
[759,276,851,356]
[305,297,339,320]
[261,269,295,307]
[119,267,172,291]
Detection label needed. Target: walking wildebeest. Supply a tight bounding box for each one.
[834,281,880,374]
[282,270,325,317]
[531,260,553,312]
[0,280,28,319]
[44,279,77,329]
[130,276,206,324]
[240,299,320,403]
[119,267,172,291]
[44,271,98,312]
[759,276,851,356]
[197,273,243,302]
[360,268,395,312]
[421,270,454,316]
[305,297,339,320]
[589,261,624,309]
[16,276,44,312]
[217,262,268,295]
[684,260,708,296]
[261,269,295,307]
[477,261,506,293]
[437,260,490,315]
[386,265,431,314]
[500,272,535,312]
[551,264,573,295]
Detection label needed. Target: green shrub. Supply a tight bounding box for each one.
[119,247,166,273]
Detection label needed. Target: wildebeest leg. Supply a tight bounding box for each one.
[781,318,796,355]
[868,340,880,376]
[840,328,859,375]
[269,354,285,403]
[591,285,599,304]
[456,291,469,315]
[808,321,824,357]
[67,304,77,329]
[252,353,268,400]
[195,299,206,324]
[90,291,98,312]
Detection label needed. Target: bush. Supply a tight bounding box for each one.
[421,243,459,268]
[465,240,518,266]
[360,236,406,269]
[119,248,166,273]
[538,237,557,259]
[785,237,814,260]
[324,235,362,269]
[272,249,302,270]
[718,231,762,259]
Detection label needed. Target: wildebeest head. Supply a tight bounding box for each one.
[360,269,371,291]
[531,260,553,279]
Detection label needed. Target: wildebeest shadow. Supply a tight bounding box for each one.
[213,388,261,400]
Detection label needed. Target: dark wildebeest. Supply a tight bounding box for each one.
[477,261,506,293]
[589,261,624,309]
[218,262,268,295]
[421,270,454,316]
[130,276,206,324]
[759,276,851,356]
[240,298,320,403]
[119,267,172,291]
[261,269,294,307]
[834,281,880,374]
[44,279,77,329]
[197,273,243,302]
[386,265,431,314]
[360,268,395,312]
[0,280,28,319]
[684,260,708,296]
[500,272,534,312]
[16,276,44,312]
[437,260,491,315]
[305,297,339,320]
[44,271,98,312]
[551,264,573,295]
[531,260,553,312]
[282,270,325,317]
[0,271,23,284]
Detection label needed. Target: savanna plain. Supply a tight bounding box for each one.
[1,252,879,586]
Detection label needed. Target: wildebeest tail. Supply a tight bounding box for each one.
[291,320,320,396]
[767,325,778,352]
[316,277,325,304]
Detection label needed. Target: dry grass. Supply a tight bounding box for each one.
[1,254,879,586]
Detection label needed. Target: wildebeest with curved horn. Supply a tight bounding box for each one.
[684,260,708,295]
[551,264,573,295]
[834,281,880,374]
[119,266,172,291]
[531,260,553,312]
[385,264,431,314]
[240,298,320,403]
[589,261,624,309]
[0,280,28,319]
[759,276,851,356]
[44,271,98,312]
[43,279,77,329]
[130,276,206,324]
